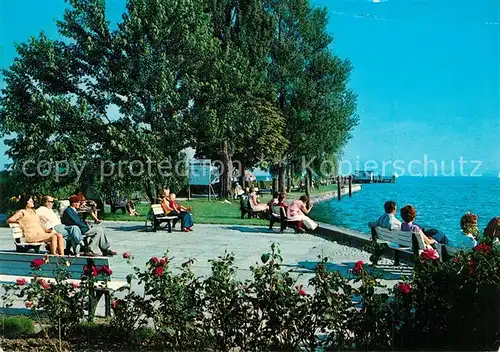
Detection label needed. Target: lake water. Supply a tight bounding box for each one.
[311,176,499,246]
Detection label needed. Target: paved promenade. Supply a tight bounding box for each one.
[0,221,409,290]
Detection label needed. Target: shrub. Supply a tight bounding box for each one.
[1,316,35,338]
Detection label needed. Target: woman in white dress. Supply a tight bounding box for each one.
[287,195,318,231]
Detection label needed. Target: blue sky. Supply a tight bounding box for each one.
[1,0,499,175]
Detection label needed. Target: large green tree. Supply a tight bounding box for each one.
[0,0,215,202]
[267,0,358,193]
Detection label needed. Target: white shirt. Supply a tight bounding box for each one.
[368,213,402,230]
[36,206,62,227]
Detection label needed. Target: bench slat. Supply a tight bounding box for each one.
[375,228,413,247]
[0,252,111,280]
[0,275,126,290]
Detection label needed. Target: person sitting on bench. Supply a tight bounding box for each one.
[8,194,65,255]
[168,193,193,232]
[62,195,116,256]
[126,199,140,216]
[483,217,500,244]
[277,192,289,212]
[400,205,437,247]
[457,212,479,248]
[287,195,317,232]
[36,195,83,255]
[248,188,268,212]
[76,192,101,224]
[368,200,402,230]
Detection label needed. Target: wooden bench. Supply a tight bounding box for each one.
[371,226,420,266]
[9,223,44,253]
[269,206,301,233]
[240,196,267,219]
[145,204,179,232]
[371,226,462,265]
[0,252,126,317]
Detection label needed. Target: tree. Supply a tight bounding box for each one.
[0,0,215,202]
[188,0,287,198]
[266,0,358,193]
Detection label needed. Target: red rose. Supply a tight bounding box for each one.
[98,265,113,276]
[16,278,27,286]
[71,282,80,289]
[299,289,306,296]
[111,299,121,309]
[468,259,476,276]
[30,258,45,269]
[39,279,50,290]
[395,282,411,295]
[453,257,459,263]
[150,257,160,264]
[353,261,364,276]
[154,266,164,276]
[122,252,132,259]
[474,243,492,255]
[84,265,98,277]
[420,248,439,260]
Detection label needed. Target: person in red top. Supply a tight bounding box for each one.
[168,193,194,232]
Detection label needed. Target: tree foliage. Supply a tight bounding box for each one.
[0,0,357,200]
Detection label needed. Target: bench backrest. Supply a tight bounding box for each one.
[151,204,165,216]
[373,226,428,256]
[59,200,70,217]
[240,196,249,210]
[373,226,414,248]
[9,223,25,244]
[0,252,111,280]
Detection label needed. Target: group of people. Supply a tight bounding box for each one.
[247,189,318,232]
[369,200,500,249]
[7,194,116,257]
[158,188,194,232]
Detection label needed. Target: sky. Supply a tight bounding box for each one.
[0,0,499,176]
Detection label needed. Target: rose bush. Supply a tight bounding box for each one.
[3,243,500,351]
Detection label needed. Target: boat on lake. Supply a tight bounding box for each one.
[352,170,396,184]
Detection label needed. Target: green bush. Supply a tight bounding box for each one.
[1,316,35,338]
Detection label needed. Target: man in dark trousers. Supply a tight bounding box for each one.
[62,195,117,256]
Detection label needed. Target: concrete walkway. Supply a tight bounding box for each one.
[0,221,409,290]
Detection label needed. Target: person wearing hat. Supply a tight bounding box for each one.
[36,195,84,255]
[61,195,116,256]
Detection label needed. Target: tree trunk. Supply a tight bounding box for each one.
[278,162,285,192]
[272,177,277,193]
[220,141,233,199]
[286,165,292,193]
[239,161,246,191]
[145,182,156,204]
[305,168,312,198]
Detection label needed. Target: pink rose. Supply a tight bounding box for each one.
[30,258,45,269]
[154,266,164,276]
[298,289,306,296]
[16,278,27,286]
[71,282,80,289]
[150,257,159,264]
[25,301,33,308]
[395,282,411,295]
[39,279,50,290]
[420,248,439,261]
[122,252,132,259]
[111,299,121,309]
[353,261,364,276]
[98,265,113,276]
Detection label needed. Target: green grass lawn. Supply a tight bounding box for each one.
[101,185,342,225]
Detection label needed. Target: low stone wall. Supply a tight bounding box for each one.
[309,184,362,203]
[314,223,415,265]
